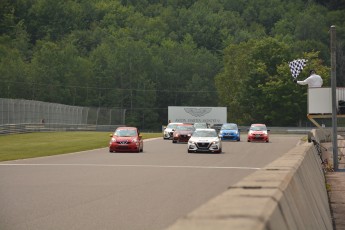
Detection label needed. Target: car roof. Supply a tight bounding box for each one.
[116,127,137,130]
[194,128,216,131]
[251,124,266,126]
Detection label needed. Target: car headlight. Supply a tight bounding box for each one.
[132,138,138,142]
[111,138,116,143]
[212,141,219,145]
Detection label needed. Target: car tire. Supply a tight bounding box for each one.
[172,140,176,143]
[109,150,113,153]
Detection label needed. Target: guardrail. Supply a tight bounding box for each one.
[166,130,333,230]
[1,125,313,136]
[0,123,124,135]
[238,126,312,134]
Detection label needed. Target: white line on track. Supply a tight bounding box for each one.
[0,163,261,170]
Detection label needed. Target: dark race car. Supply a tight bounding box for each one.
[172,124,195,143]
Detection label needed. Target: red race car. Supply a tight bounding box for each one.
[247,124,270,142]
[172,124,195,143]
[109,127,143,152]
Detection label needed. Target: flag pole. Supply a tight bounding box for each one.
[330,25,338,171]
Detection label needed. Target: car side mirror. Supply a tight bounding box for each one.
[109,134,113,137]
[267,129,270,132]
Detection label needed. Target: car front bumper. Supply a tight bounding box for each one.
[163,131,173,139]
[109,142,141,152]
[188,141,221,153]
[247,134,269,142]
[219,133,240,141]
[173,134,191,143]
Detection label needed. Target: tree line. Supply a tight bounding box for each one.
[0,0,344,129]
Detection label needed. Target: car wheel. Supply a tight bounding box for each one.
[188,150,193,153]
[217,148,222,153]
[247,139,250,142]
[109,150,113,153]
[172,140,176,143]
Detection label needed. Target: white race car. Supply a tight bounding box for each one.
[163,122,183,139]
[187,128,222,153]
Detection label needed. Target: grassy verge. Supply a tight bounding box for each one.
[0,132,162,162]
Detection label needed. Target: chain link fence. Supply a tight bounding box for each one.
[0,98,125,134]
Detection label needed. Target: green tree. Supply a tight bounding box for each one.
[215,37,330,126]
[0,0,343,130]
[0,36,29,99]
[26,0,84,41]
[260,51,330,125]
[29,40,92,105]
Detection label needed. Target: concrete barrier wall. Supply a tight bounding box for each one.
[314,128,332,142]
[166,142,332,230]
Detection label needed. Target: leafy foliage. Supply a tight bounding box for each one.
[0,0,344,128]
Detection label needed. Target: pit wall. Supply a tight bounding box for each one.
[167,135,332,230]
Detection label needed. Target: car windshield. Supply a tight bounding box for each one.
[176,125,194,131]
[193,130,217,137]
[167,123,179,129]
[194,123,208,128]
[221,124,237,130]
[115,129,137,137]
[250,126,267,131]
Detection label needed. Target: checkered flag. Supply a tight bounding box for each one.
[289,59,307,79]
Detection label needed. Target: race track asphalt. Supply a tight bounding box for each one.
[0,134,303,230]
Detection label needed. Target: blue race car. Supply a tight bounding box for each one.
[219,123,240,141]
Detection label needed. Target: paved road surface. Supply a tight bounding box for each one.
[0,134,302,230]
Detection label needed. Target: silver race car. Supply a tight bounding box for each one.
[187,128,222,153]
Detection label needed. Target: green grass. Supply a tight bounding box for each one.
[0,132,162,162]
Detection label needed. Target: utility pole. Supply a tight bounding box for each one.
[330,25,338,171]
